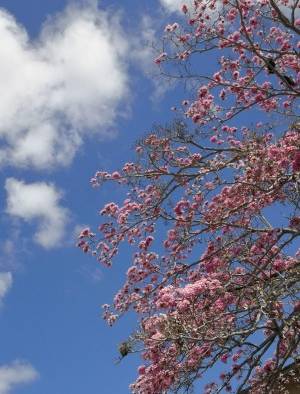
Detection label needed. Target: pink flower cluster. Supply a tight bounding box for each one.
[79,1,300,392]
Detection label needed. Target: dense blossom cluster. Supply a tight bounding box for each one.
[157,0,300,126]
[79,1,300,393]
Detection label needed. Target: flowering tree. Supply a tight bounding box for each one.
[79,1,300,393]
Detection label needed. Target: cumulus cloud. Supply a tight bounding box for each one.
[0,2,129,169]
[0,361,38,394]
[5,178,69,249]
[0,272,12,304]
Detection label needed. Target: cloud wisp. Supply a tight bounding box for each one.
[5,178,69,249]
[160,0,187,13]
[0,272,12,305]
[0,3,129,169]
[0,361,38,394]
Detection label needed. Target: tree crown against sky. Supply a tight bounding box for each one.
[79,1,300,393]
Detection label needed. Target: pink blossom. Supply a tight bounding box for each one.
[181,4,188,14]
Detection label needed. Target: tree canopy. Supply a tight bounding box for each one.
[79,1,300,393]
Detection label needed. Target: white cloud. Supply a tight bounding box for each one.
[130,15,172,100]
[0,2,129,169]
[0,361,38,394]
[0,272,12,304]
[131,16,156,72]
[0,227,25,273]
[5,178,69,249]
[160,0,187,13]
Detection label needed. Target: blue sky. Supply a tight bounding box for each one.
[0,1,189,393]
